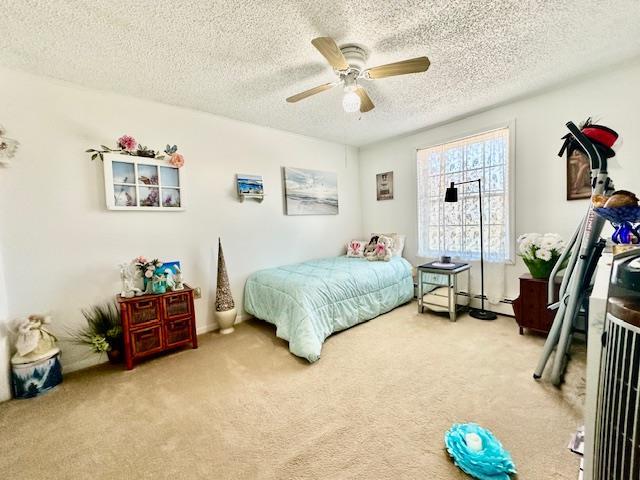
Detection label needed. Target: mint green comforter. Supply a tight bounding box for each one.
[244,256,414,362]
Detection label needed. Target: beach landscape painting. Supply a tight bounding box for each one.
[236,174,264,196]
[283,167,338,215]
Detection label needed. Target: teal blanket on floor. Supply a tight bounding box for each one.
[243,256,414,362]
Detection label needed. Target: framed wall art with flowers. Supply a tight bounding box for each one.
[90,135,185,211]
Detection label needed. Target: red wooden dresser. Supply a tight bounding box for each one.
[512,274,561,336]
[117,286,197,369]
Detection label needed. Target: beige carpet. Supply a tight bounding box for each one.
[0,302,585,479]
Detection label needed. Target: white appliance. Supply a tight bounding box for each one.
[584,250,640,479]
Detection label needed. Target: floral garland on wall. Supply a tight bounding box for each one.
[86,134,185,167]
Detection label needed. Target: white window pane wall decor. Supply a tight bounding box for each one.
[103,153,184,211]
[417,127,512,262]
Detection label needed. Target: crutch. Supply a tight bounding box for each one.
[534,121,614,385]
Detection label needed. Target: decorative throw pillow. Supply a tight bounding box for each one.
[371,232,405,257]
[346,240,366,257]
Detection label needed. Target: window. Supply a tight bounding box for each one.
[417,127,512,262]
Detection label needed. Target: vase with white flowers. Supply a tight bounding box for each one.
[517,233,567,279]
[133,256,163,293]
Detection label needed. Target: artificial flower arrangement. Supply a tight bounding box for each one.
[517,232,566,279]
[134,256,163,284]
[86,134,185,167]
[71,303,123,362]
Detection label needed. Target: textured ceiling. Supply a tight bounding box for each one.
[2,1,640,146]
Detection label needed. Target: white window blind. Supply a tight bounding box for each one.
[417,127,511,262]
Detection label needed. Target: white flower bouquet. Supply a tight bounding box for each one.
[517,233,567,278]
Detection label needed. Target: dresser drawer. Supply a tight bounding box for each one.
[131,325,163,356]
[129,298,160,327]
[163,292,191,319]
[164,317,192,347]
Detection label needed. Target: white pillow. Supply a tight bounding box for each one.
[371,233,405,257]
[346,239,367,257]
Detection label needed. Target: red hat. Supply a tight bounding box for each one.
[559,118,619,159]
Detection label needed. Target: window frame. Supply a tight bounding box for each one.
[415,120,516,264]
[103,153,185,211]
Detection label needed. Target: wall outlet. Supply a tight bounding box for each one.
[194,287,202,299]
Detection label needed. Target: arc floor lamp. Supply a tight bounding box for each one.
[444,179,497,321]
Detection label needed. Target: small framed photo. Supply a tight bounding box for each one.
[236,174,264,196]
[567,150,591,200]
[376,171,394,201]
[155,261,181,277]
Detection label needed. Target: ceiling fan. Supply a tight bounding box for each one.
[286,37,430,114]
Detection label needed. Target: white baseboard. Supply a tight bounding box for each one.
[63,313,253,374]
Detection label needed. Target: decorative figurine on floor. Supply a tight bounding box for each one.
[444,423,516,480]
[10,314,63,399]
[11,315,57,359]
[215,238,237,334]
[120,262,143,298]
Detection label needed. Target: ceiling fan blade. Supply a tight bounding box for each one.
[364,56,430,79]
[355,86,375,113]
[286,82,338,103]
[311,37,349,71]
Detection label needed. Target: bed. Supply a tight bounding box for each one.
[243,255,414,362]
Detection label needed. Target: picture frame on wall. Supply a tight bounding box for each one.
[236,174,264,202]
[103,153,184,211]
[376,171,394,201]
[283,167,338,215]
[566,150,591,200]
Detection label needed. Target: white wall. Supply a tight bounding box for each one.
[359,59,640,312]
[0,243,10,401]
[0,67,362,373]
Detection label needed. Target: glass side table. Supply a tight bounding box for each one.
[417,262,471,322]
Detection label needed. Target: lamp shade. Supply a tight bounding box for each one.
[444,182,458,202]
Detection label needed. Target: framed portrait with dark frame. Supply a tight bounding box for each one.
[566,149,591,200]
[376,171,394,201]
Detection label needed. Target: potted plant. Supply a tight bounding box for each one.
[72,303,123,363]
[517,233,567,279]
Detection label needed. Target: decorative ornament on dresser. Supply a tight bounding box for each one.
[171,265,185,291]
[10,315,63,399]
[517,233,567,279]
[215,238,237,334]
[0,124,20,166]
[120,262,144,298]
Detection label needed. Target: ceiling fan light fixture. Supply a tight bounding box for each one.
[286,37,430,114]
[342,90,361,113]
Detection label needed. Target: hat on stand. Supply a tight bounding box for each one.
[559,117,620,159]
